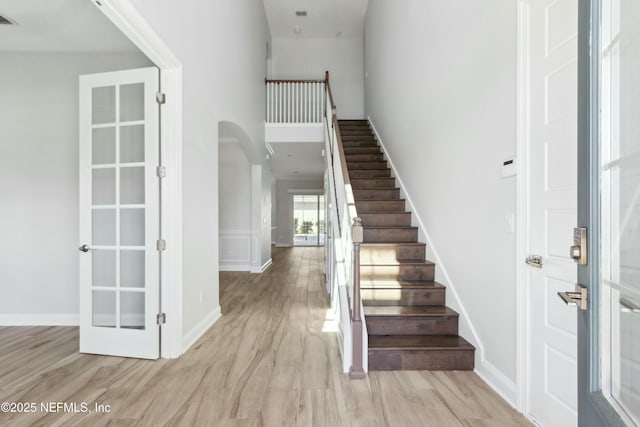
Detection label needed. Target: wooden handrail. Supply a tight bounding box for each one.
[265,78,326,84]
[332,116,351,187]
[325,71,336,111]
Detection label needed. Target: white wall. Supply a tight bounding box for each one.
[259,164,272,269]
[0,52,153,324]
[218,143,253,270]
[128,0,271,341]
[273,178,324,246]
[272,37,364,119]
[271,179,277,244]
[218,151,272,273]
[365,0,518,398]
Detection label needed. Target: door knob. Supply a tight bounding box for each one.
[79,244,91,252]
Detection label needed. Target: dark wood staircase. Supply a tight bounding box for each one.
[338,119,475,371]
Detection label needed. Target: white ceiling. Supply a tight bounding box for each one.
[0,0,141,52]
[263,0,368,38]
[269,142,325,179]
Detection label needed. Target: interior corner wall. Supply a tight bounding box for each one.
[219,143,253,271]
[129,0,270,342]
[260,165,273,268]
[0,52,153,324]
[274,178,324,246]
[365,0,518,388]
[271,180,277,244]
[271,37,364,119]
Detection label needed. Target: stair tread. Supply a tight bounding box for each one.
[360,279,445,289]
[361,259,434,266]
[347,167,389,172]
[359,213,410,217]
[368,335,474,351]
[362,226,417,230]
[357,198,405,202]
[355,196,400,202]
[361,242,425,247]
[351,186,399,192]
[365,305,458,317]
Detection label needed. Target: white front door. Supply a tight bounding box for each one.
[79,67,160,359]
[526,0,579,425]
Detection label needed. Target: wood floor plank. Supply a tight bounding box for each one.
[0,247,529,426]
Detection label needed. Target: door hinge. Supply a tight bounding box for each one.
[156,92,166,104]
[157,312,166,325]
[156,166,166,178]
[157,239,167,251]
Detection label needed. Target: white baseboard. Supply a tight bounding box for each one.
[476,358,518,408]
[251,258,272,274]
[0,314,79,326]
[182,306,222,353]
[219,264,251,272]
[274,243,292,248]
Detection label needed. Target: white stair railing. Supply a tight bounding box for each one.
[322,72,366,379]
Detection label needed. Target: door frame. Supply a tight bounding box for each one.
[92,0,183,358]
[287,188,324,246]
[515,0,530,413]
[291,193,325,247]
[576,0,626,424]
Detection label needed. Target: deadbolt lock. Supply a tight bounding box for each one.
[570,227,588,265]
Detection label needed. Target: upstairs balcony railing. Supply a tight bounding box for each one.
[265,79,326,124]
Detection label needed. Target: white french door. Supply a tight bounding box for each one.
[526,0,579,425]
[79,67,160,359]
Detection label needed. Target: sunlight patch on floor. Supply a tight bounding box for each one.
[322,308,338,333]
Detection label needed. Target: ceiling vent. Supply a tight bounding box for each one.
[0,13,16,25]
[295,11,307,17]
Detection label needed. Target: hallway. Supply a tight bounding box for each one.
[0,247,529,426]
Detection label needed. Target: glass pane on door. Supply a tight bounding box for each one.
[90,82,147,331]
[293,195,325,247]
[600,0,640,422]
[92,86,116,124]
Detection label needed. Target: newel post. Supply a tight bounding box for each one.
[350,217,366,379]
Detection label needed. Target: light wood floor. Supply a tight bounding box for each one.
[0,247,530,426]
